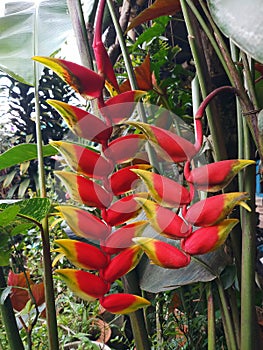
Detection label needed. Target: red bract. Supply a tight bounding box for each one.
[136,198,192,239]
[133,237,191,269]
[100,293,151,314]
[32,57,104,99]
[181,219,239,255]
[109,164,151,196]
[102,193,148,226]
[55,171,112,208]
[99,91,146,124]
[102,246,143,283]
[184,159,255,192]
[93,0,119,93]
[102,221,148,255]
[183,192,250,227]
[56,269,110,301]
[57,205,111,241]
[132,168,191,207]
[119,54,153,93]
[126,121,198,162]
[50,141,113,179]
[105,134,147,164]
[54,239,108,270]
[8,271,31,311]
[47,100,112,144]
[8,271,45,311]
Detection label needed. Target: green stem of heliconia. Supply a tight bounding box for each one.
[0,267,25,350]
[180,0,227,161]
[216,279,238,350]
[106,0,138,93]
[206,282,216,350]
[240,68,257,350]
[106,0,160,173]
[105,0,148,124]
[33,4,59,350]
[191,257,237,350]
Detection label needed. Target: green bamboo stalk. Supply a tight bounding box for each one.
[33,4,59,349]
[0,267,25,350]
[206,283,216,350]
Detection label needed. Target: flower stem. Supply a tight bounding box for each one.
[33,4,59,349]
[240,93,257,350]
[206,282,216,350]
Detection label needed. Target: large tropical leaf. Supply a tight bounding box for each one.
[0,0,72,85]
[0,144,58,171]
[208,0,263,63]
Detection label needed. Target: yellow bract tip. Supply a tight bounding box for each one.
[239,201,252,212]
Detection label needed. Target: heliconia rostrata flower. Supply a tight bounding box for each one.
[33,0,256,316]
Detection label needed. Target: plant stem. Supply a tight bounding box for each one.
[216,279,238,350]
[186,0,234,85]
[206,283,216,350]
[106,0,159,173]
[180,0,227,161]
[227,288,240,349]
[0,267,25,350]
[240,89,257,350]
[106,0,137,93]
[33,4,59,349]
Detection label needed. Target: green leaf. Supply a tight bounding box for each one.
[11,223,34,236]
[0,198,51,223]
[18,179,31,198]
[0,286,12,304]
[0,205,20,226]
[2,170,17,188]
[220,264,237,290]
[132,16,171,50]
[0,249,11,266]
[208,0,263,63]
[0,144,58,171]
[0,0,72,85]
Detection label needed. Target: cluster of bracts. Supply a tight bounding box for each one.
[32,0,255,315]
